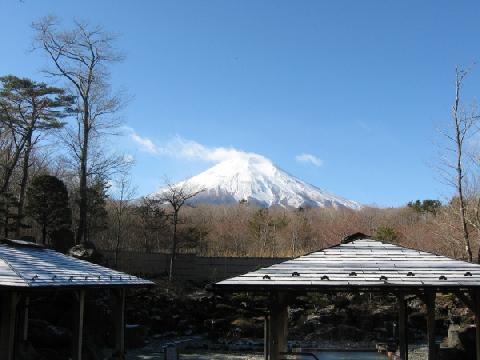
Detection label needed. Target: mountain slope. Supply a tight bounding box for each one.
[152,154,361,209]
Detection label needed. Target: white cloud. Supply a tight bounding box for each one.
[127,127,255,163]
[130,131,159,154]
[295,153,323,167]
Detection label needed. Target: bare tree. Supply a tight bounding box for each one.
[110,174,136,267]
[156,182,204,282]
[137,197,167,252]
[33,16,124,244]
[439,67,479,262]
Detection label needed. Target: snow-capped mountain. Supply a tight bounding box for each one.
[151,154,361,209]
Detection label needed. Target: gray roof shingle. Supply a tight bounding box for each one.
[216,237,480,291]
[0,241,153,288]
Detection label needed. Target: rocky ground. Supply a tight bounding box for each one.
[122,280,477,360]
[18,277,478,359]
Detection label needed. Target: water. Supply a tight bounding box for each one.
[311,352,387,360]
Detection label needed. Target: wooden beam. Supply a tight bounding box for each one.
[112,288,126,360]
[397,294,408,360]
[72,290,85,360]
[268,292,288,360]
[0,291,18,360]
[425,291,436,360]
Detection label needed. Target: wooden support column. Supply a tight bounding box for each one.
[425,291,436,360]
[0,291,18,360]
[22,296,29,342]
[268,293,288,360]
[112,288,126,360]
[264,314,269,360]
[474,289,480,360]
[15,294,29,357]
[397,294,408,360]
[72,290,85,360]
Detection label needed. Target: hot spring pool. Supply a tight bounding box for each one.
[308,352,388,360]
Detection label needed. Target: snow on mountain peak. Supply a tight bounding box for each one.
[152,153,361,209]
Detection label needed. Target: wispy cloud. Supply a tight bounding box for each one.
[127,127,256,162]
[128,127,324,169]
[130,131,159,154]
[295,153,323,167]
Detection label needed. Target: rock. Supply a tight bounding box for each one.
[230,317,262,338]
[409,312,426,329]
[448,324,462,348]
[68,242,102,263]
[457,325,476,358]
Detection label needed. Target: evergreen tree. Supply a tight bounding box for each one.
[0,192,20,238]
[0,75,73,235]
[26,175,71,245]
[85,180,109,242]
[375,226,399,242]
[407,199,441,215]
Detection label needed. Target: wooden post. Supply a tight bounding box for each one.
[22,296,29,342]
[112,288,126,360]
[474,289,480,360]
[268,293,288,360]
[15,294,29,356]
[0,291,18,360]
[397,294,408,360]
[425,291,436,360]
[72,290,85,360]
[264,314,269,360]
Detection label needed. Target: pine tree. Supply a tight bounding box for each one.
[26,175,71,245]
[0,192,20,238]
[0,75,73,236]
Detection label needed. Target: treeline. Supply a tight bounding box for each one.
[96,198,477,261]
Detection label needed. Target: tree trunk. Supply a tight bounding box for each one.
[16,133,33,238]
[1,141,25,194]
[114,207,123,267]
[42,224,47,245]
[454,72,472,262]
[168,212,178,282]
[76,101,89,244]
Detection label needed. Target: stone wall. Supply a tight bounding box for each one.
[101,250,289,282]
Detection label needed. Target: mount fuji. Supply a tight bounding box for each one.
[151,154,361,209]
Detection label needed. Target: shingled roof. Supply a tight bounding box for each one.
[0,239,152,288]
[215,236,480,292]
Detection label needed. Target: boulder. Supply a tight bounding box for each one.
[447,324,476,360]
[68,242,102,263]
[457,325,476,358]
[448,324,462,348]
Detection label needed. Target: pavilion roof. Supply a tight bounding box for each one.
[0,239,153,289]
[215,235,480,292]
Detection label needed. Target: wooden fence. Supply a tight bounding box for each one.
[101,250,289,283]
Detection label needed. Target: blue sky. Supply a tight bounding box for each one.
[2,0,480,207]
